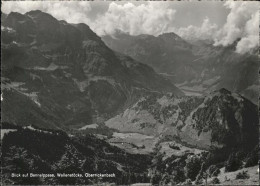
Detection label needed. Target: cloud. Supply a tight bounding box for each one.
[1,1,92,24]
[91,2,176,36]
[213,1,259,54]
[176,17,219,41]
[235,11,259,54]
[174,1,259,54]
[1,1,176,36]
[2,1,258,54]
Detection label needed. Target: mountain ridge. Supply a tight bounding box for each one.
[1,10,183,130]
[102,30,259,104]
[106,88,258,150]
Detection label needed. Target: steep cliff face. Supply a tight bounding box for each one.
[1,10,183,129]
[106,89,258,150]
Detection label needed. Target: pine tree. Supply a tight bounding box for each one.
[185,155,201,181]
[195,162,207,185]
[225,152,241,172]
[2,146,42,184]
[53,144,86,185]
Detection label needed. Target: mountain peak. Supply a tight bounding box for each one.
[72,23,100,42]
[158,32,182,41]
[25,10,58,23]
[158,32,179,37]
[7,11,27,21]
[26,10,53,18]
[26,9,43,15]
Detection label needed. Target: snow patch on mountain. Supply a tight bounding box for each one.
[1,129,17,140]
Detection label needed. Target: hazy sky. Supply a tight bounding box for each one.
[1,1,259,54]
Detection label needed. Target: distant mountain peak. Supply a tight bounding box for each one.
[26,10,54,19]
[158,32,181,39]
[6,11,28,22]
[26,9,44,15]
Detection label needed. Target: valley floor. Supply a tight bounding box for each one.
[108,132,158,154]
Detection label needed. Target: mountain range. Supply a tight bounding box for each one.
[1,10,259,185]
[102,31,259,104]
[1,10,182,130]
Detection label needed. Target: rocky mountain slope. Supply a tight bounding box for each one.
[102,32,259,104]
[1,11,183,130]
[103,30,196,83]
[189,40,259,100]
[106,88,258,150]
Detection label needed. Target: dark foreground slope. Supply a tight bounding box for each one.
[1,123,151,185]
[103,88,259,185]
[1,113,258,186]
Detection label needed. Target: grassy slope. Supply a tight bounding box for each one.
[207,165,259,185]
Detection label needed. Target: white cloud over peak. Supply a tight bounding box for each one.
[214,1,259,54]
[176,1,259,54]
[176,17,219,41]
[91,2,176,36]
[2,1,258,54]
[47,2,92,24]
[235,11,259,54]
[1,1,92,24]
